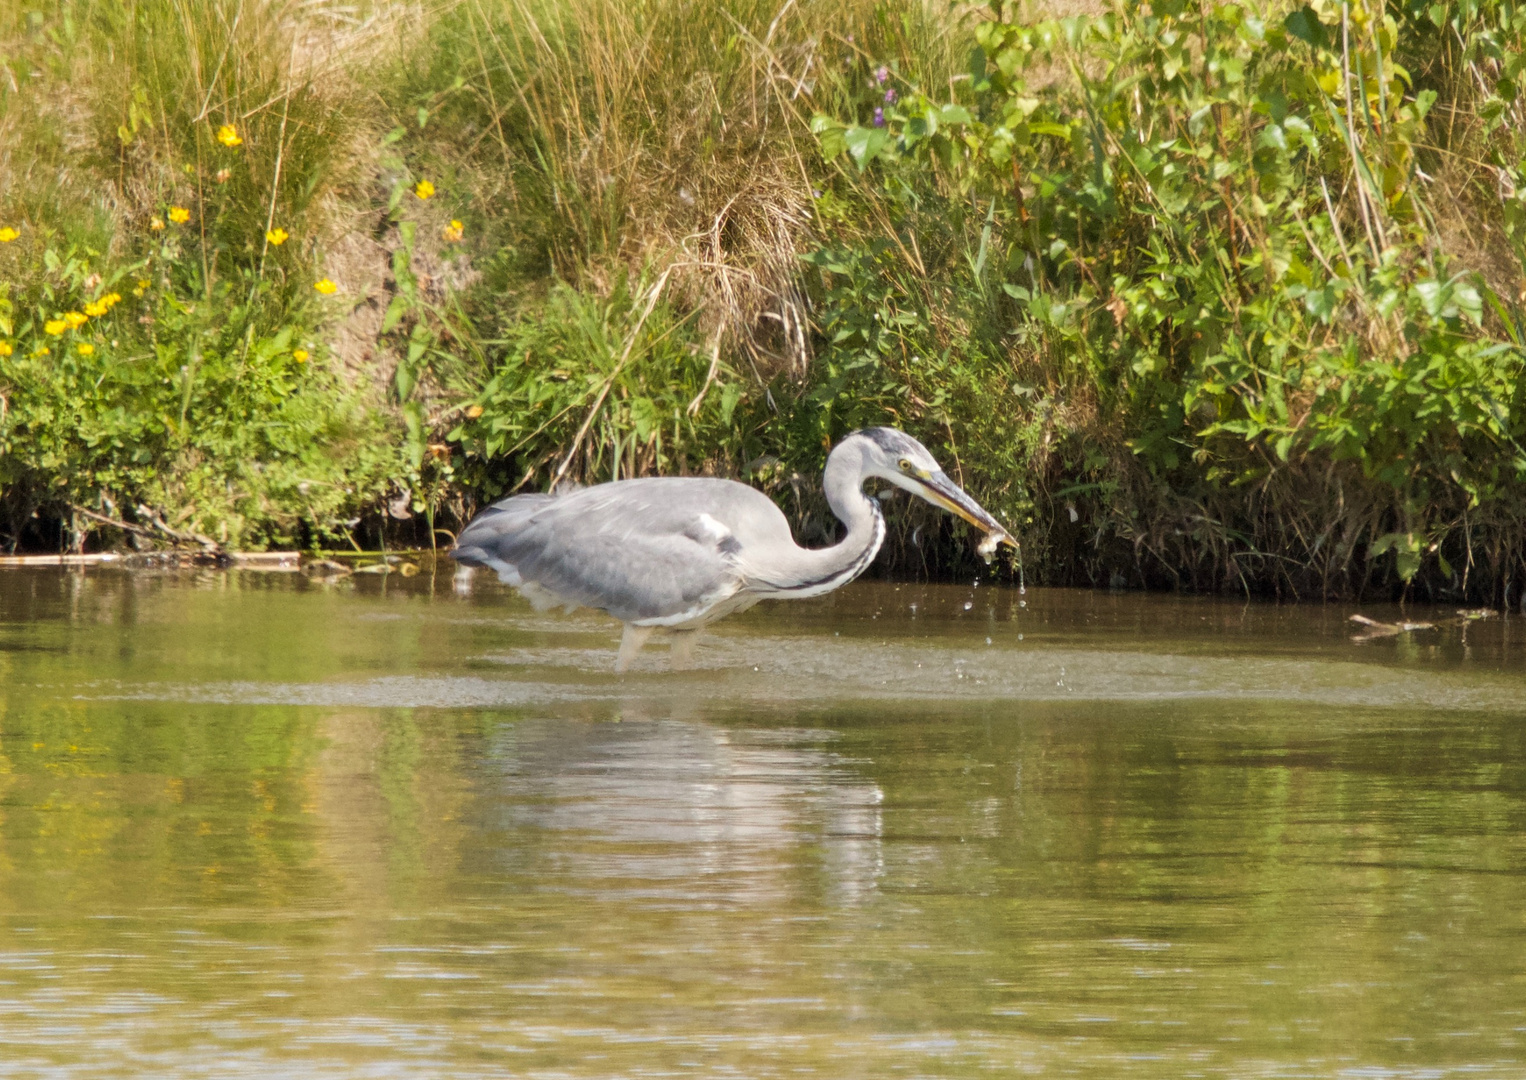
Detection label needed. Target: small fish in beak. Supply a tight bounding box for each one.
[976,529,1008,564]
[913,469,1016,564]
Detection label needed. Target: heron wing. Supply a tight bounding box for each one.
[453,479,764,624]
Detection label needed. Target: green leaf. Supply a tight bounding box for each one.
[1283,7,1327,49]
[1411,279,1450,318]
[395,361,416,403]
[811,114,848,161]
[1453,281,1483,325]
[1304,283,1338,321]
[719,382,742,425]
[968,44,988,88]
[380,295,409,335]
[1371,532,1423,581]
[843,126,890,171]
[402,401,426,469]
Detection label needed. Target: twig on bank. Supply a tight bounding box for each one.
[687,325,726,417]
[69,504,225,554]
[257,36,298,280]
[549,266,674,492]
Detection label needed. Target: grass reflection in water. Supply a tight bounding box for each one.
[0,567,1524,1077]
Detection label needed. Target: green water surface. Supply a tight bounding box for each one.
[1,566,1523,1077]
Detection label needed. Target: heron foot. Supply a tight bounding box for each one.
[615,624,654,673]
[669,630,701,670]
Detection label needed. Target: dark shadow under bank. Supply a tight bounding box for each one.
[10,496,1524,611]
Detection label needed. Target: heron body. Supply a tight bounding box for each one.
[452,428,1011,671]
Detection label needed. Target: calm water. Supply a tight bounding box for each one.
[1,565,1524,1078]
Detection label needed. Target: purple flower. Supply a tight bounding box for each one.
[872,106,885,127]
[875,65,889,84]
[884,87,897,105]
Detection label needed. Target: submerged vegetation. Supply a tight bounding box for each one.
[1,0,1523,600]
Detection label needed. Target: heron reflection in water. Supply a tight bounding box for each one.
[451,427,1014,671]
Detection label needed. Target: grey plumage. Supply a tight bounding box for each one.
[452,428,1011,670]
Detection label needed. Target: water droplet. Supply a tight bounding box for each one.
[963,601,973,611]
[1017,633,1024,641]
[1019,600,1027,609]
[985,636,992,645]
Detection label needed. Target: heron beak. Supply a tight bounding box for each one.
[915,470,1016,546]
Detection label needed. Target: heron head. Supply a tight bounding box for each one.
[848,428,1015,546]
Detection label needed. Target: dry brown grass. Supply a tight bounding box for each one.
[422,0,966,376]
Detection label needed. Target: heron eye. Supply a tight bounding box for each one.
[898,458,911,472]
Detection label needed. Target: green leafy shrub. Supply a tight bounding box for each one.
[0,235,401,551]
[0,0,405,552]
[808,0,1526,597]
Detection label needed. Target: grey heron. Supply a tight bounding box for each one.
[451,427,1013,671]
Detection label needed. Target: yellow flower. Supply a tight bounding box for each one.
[45,319,67,336]
[216,124,242,147]
[104,292,123,307]
[32,346,50,357]
[64,311,88,328]
[464,404,484,419]
[265,227,289,246]
[292,348,309,363]
[84,300,108,317]
[168,206,191,224]
[415,179,436,200]
[150,217,165,231]
[0,227,18,243]
[443,219,464,243]
[0,342,12,357]
[313,278,338,295]
[77,343,95,356]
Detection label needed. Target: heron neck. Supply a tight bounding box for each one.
[755,441,885,596]
[822,442,882,548]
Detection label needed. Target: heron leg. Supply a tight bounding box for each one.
[615,624,654,673]
[669,629,701,670]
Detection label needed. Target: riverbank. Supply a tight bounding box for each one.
[2,0,1523,601]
